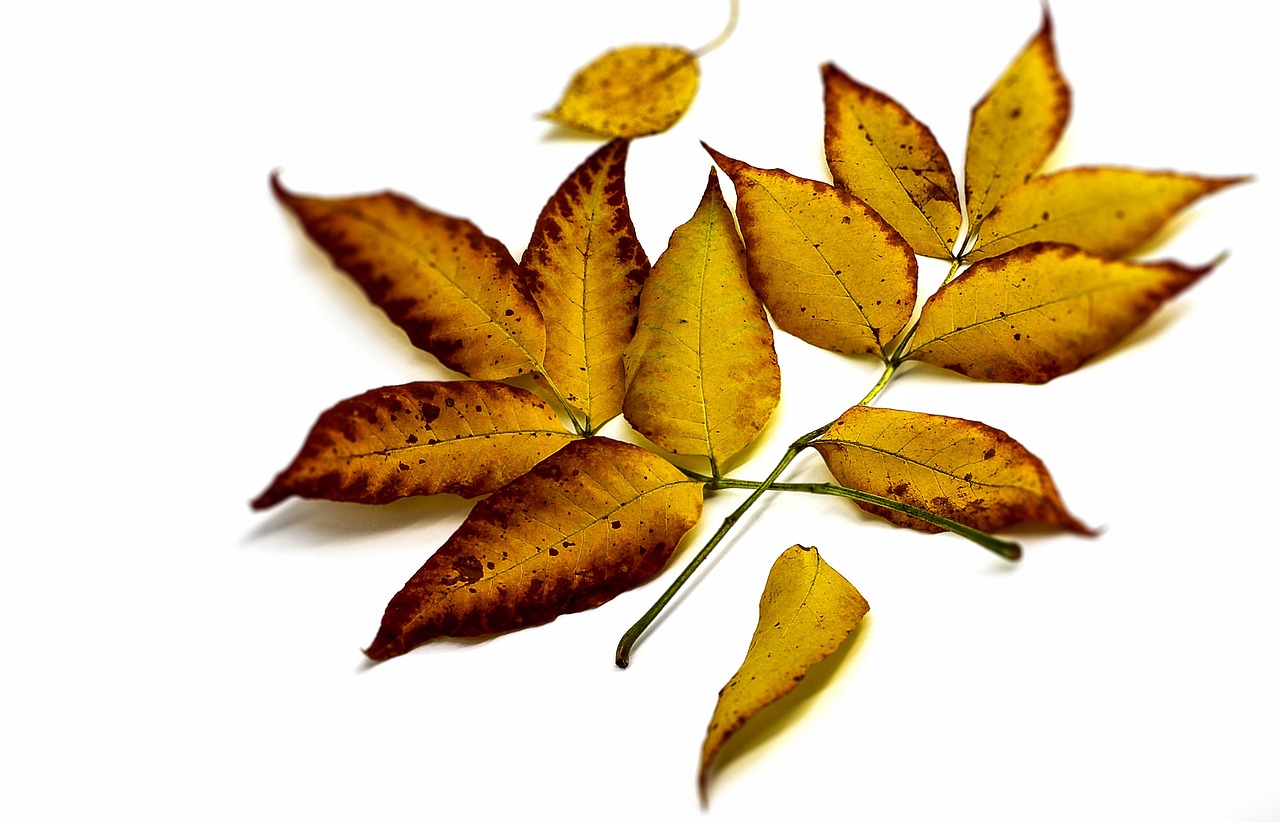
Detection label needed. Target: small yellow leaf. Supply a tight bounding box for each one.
[365,437,703,661]
[963,167,1248,262]
[705,144,918,358]
[813,406,1088,534]
[699,545,868,799]
[272,175,545,380]
[904,243,1214,383]
[542,45,698,138]
[822,63,962,260]
[965,11,1070,226]
[522,139,650,430]
[251,381,576,509]
[623,170,781,466]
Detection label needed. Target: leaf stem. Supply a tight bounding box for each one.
[692,0,740,58]
[615,419,831,668]
[702,478,1020,561]
[617,356,907,666]
[858,362,896,407]
[888,257,962,365]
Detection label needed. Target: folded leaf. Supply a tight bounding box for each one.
[699,545,868,799]
[251,381,576,510]
[365,437,703,661]
[964,11,1070,227]
[521,140,649,430]
[542,45,698,138]
[272,175,545,380]
[705,144,918,357]
[813,406,1087,534]
[623,170,781,466]
[822,63,962,260]
[964,167,1248,262]
[904,243,1214,383]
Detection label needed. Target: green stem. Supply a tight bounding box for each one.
[858,361,896,407]
[615,419,831,668]
[617,356,909,667]
[889,257,962,365]
[706,478,1020,561]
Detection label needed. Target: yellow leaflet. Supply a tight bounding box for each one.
[272,175,545,380]
[964,167,1248,261]
[623,170,780,466]
[822,63,962,260]
[964,11,1070,227]
[705,144,917,357]
[699,545,868,800]
[813,406,1087,534]
[252,381,577,510]
[522,140,649,430]
[542,45,699,138]
[905,243,1213,383]
[365,437,703,662]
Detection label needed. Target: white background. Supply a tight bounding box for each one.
[4,1,1278,819]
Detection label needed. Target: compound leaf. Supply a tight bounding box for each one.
[365,437,703,661]
[904,243,1214,383]
[542,45,698,138]
[251,381,576,510]
[965,10,1070,227]
[522,139,650,430]
[699,545,868,799]
[705,144,918,358]
[813,406,1088,534]
[963,167,1248,262]
[823,63,962,260]
[623,170,780,466]
[272,175,545,380]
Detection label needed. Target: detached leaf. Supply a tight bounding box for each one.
[366,437,703,661]
[965,11,1070,226]
[964,168,1247,262]
[822,63,962,260]
[699,545,868,798]
[705,144,918,357]
[904,243,1214,383]
[813,406,1088,534]
[251,381,576,510]
[623,170,781,465]
[273,175,545,380]
[542,45,698,138]
[522,139,649,430]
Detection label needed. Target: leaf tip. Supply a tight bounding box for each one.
[700,141,731,171]
[249,487,281,511]
[362,632,399,663]
[1038,0,1054,35]
[269,169,292,203]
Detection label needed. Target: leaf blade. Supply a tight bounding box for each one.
[623,170,781,465]
[823,63,962,260]
[542,45,699,138]
[904,243,1214,383]
[813,406,1087,534]
[964,11,1070,229]
[272,175,545,380]
[964,167,1248,262]
[699,545,869,798]
[251,381,576,509]
[705,144,918,357]
[365,437,703,661]
[521,139,650,429]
